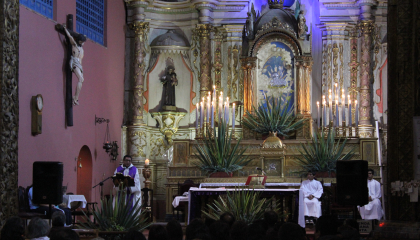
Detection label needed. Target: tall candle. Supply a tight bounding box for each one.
[213,85,216,103]
[226,102,230,125]
[196,103,199,128]
[335,100,339,127]
[219,94,223,120]
[200,102,204,127]
[341,91,345,125]
[355,100,358,126]
[232,103,236,130]
[329,89,332,125]
[224,102,228,122]
[207,95,211,124]
[348,97,352,127]
[145,159,150,166]
[211,102,214,128]
[317,101,320,128]
[335,83,338,100]
[323,100,326,127]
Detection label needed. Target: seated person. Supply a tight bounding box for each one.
[28,185,73,226]
[300,171,323,223]
[358,169,383,220]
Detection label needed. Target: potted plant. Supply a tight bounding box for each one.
[202,187,281,224]
[242,96,306,139]
[294,127,356,177]
[194,120,253,177]
[78,191,151,240]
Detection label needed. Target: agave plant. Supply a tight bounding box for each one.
[202,187,279,224]
[194,120,252,174]
[294,127,356,176]
[78,191,151,232]
[242,96,306,137]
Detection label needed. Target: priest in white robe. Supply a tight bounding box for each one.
[358,169,383,220]
[300,171,323,220]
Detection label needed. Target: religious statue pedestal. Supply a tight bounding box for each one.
[151,111,186,145]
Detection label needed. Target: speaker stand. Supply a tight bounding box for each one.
[93,176,112,199]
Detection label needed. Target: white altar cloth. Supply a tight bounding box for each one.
[62,195,87,209]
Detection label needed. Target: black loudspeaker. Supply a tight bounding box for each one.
[336,160,369,206]
[33,162,63,205]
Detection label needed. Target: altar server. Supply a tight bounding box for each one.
[358,169,383,220]
[300,171,323,222]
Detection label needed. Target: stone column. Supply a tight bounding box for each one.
[130,21,149,125]
[196,24,213,98]
[358,20,375,138]
[295,56,313,139]
[0,0,19,225]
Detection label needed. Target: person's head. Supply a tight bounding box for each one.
[123,155,133,168]
[1,216,25,240]
[49,228,80,240]
[76,34,86,47]
[51,211,66,227]
[315,215,339,237]
[307,171,315,181]
[220,212,236,228]
[338,224,360,240]
[166,220,183,240]
[264,211,278,227]
[186,219,209,240]
[123,229,146,240]
[230,220,248,240]
[148,224,168,240]
[368,169,374,180]
[246,220,267,239]
[167,66,175,74]
[278,222,306,240]
[209,221,230,240]
[27,217,50,239]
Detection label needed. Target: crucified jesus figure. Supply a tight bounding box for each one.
[63,26,86,105]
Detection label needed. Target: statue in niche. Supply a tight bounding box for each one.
[161,65,178,110]
[246,3,256,39]
[298,10,308,39]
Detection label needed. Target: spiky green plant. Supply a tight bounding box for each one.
[242,96,306,137]
[202,187,279,224]
[78,191,151,232]
[194,120,252,174]
[294,127,356,176]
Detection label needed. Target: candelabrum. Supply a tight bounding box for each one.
[142,164,151,189]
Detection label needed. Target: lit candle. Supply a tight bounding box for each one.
[355,100,358,126]
[196,103,199,129]
[207,94,211,124]
[200,102,204,127]
[145,159,150,166]
[348,96,352,127]
[224,102,228,123]
[335,100,339,127]
[219,92,223,120]
[232,103,236,130]
[323,99,326,127]
[211,101,214,128]
[213,85,216,103]
[335,83,338,100]
[341,91,345,125]
[317,101,320,128]
[226,102,230,125]
[329,89,332,125]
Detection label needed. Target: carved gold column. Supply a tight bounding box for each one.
[348,26,359,124]
[295,56,313,139]
[130,21,149,125]
[295,59,304,115]
[358,20,375,138]
[213,28,223,89]
[196,24,213,98]
[241,57,257,114]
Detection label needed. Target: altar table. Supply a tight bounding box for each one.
[199,182,331,188]
[62,195,87,209]
[187,187,305,227]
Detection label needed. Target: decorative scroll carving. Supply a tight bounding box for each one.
[130,21,149,125]
[327,44,332,90]
[191,29,201,92]
[227,46,232,98]
[241,57,257,114]
[322,43,327,96]
[213,29,223,89]
[238,45,244,101]
[339,43,344,91]
[256,17,297,39]
[196,24,214,98]
[232,45,239,100]
[348,27,359,124]
[333,42,339,86]
[0,0,19,223]
[129,130,147,158]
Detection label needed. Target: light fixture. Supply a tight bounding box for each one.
[95,115,118,160]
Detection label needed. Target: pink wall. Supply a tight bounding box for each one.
[18,1,126,203]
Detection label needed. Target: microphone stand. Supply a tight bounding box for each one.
[93,176,112,200]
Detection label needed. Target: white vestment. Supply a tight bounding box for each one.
[300,179,323,218]
[358,179,383,220]
[113,164,142,207]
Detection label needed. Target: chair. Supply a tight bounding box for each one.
[17,186,47,226]
[70,201,98,225]
[172,179,199,221]
[328,183,356,219]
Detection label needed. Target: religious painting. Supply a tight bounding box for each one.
[257,41,295,111]
[263,158,283,177]
[173,141,189,166]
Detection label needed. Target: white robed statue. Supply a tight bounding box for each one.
[358,169,383,220]
[300,171,323,222]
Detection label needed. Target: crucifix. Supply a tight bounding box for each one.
[55,15,86,126]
